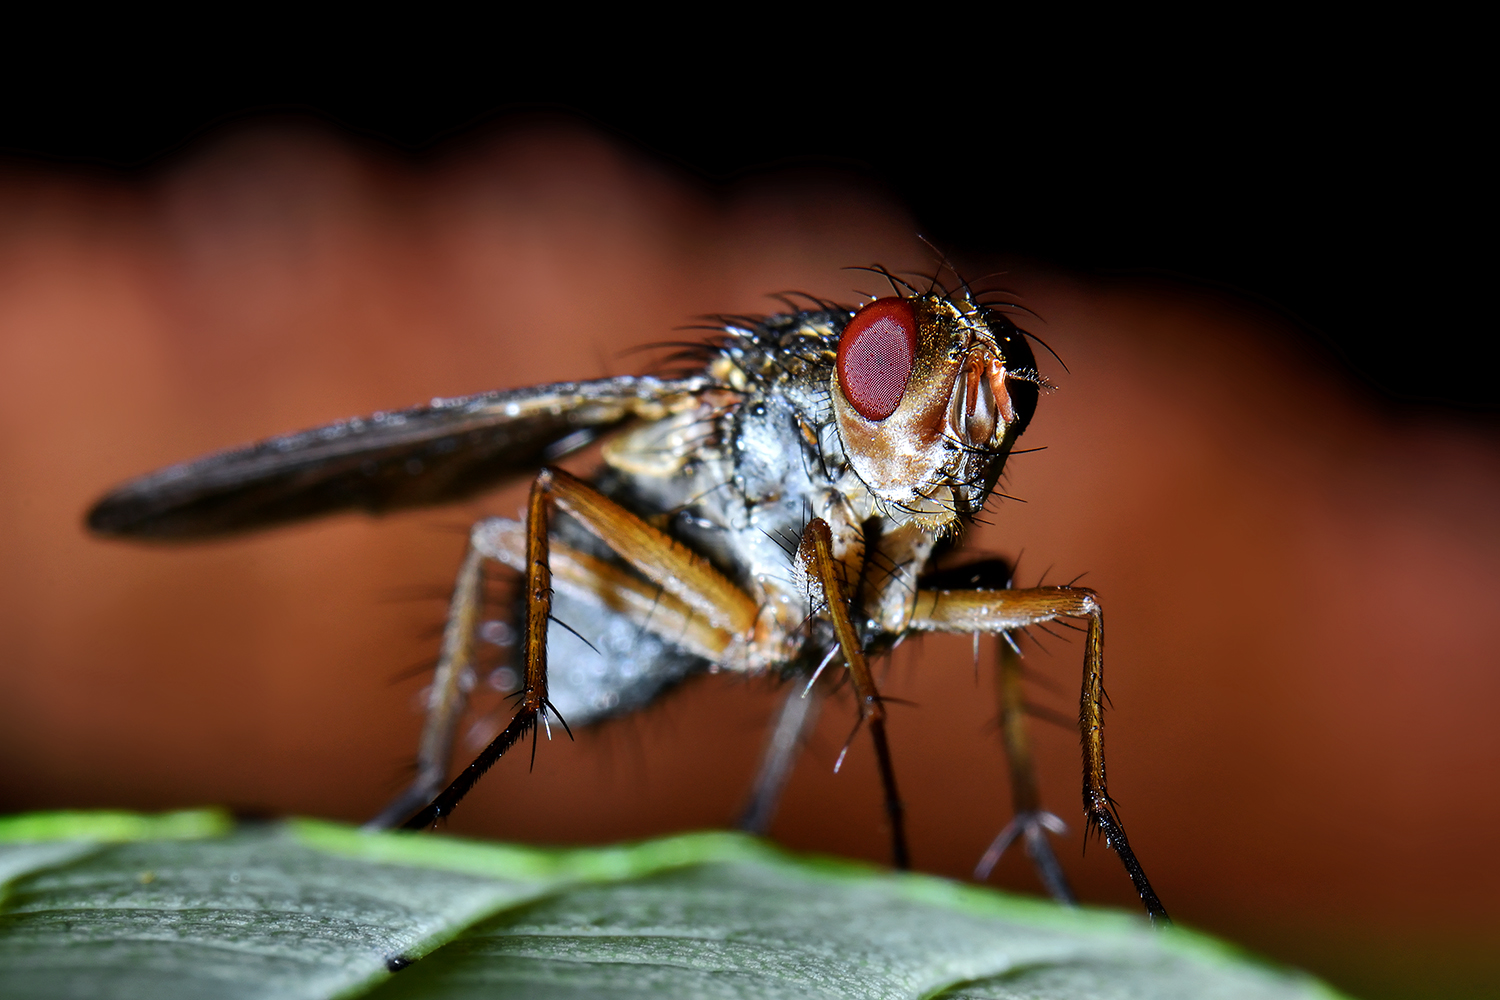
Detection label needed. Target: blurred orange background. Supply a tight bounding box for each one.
[1,120,1495,999]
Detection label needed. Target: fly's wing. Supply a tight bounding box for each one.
[87,375,710,540]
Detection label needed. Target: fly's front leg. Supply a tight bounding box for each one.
[973,635,1076,904]
[909,586,1170,924]
[799,518,910,870]
[402,467,760,830]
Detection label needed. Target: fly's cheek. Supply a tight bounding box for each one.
[836,298,918,422]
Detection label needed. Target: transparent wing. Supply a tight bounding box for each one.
[87,375,709,540]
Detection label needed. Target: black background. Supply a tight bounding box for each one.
[2,27,1489,412]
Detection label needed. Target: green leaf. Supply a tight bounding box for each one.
[0,811,1349,1000]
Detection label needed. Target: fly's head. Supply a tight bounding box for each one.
[830,291,1040,533]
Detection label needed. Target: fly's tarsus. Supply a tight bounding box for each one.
[401,705,539,830]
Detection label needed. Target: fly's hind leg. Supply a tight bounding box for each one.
[909,586,1169,924]
[364,540,488,831]
[973,633,1077,905]
[401,466,759,830]
[737,677,826,834]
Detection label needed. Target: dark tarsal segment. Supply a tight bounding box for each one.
[837,297,917,421]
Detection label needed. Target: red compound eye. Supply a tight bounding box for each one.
[837,297,917,421]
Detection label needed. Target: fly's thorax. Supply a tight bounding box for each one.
[830,292,1039,533]
[728,392,819,505]
[859,517,940,635]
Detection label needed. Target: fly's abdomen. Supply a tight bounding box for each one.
[526,588,707,728]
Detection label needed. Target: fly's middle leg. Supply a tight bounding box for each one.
[799,517,910,870]
[973,633,1076,905]
[737,676,826,835]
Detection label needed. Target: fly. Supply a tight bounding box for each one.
[87,265,1169,924]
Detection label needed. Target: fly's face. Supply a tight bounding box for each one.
[830,292,1039,532]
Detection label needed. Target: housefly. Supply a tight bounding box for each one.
[87,266,1169,923]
